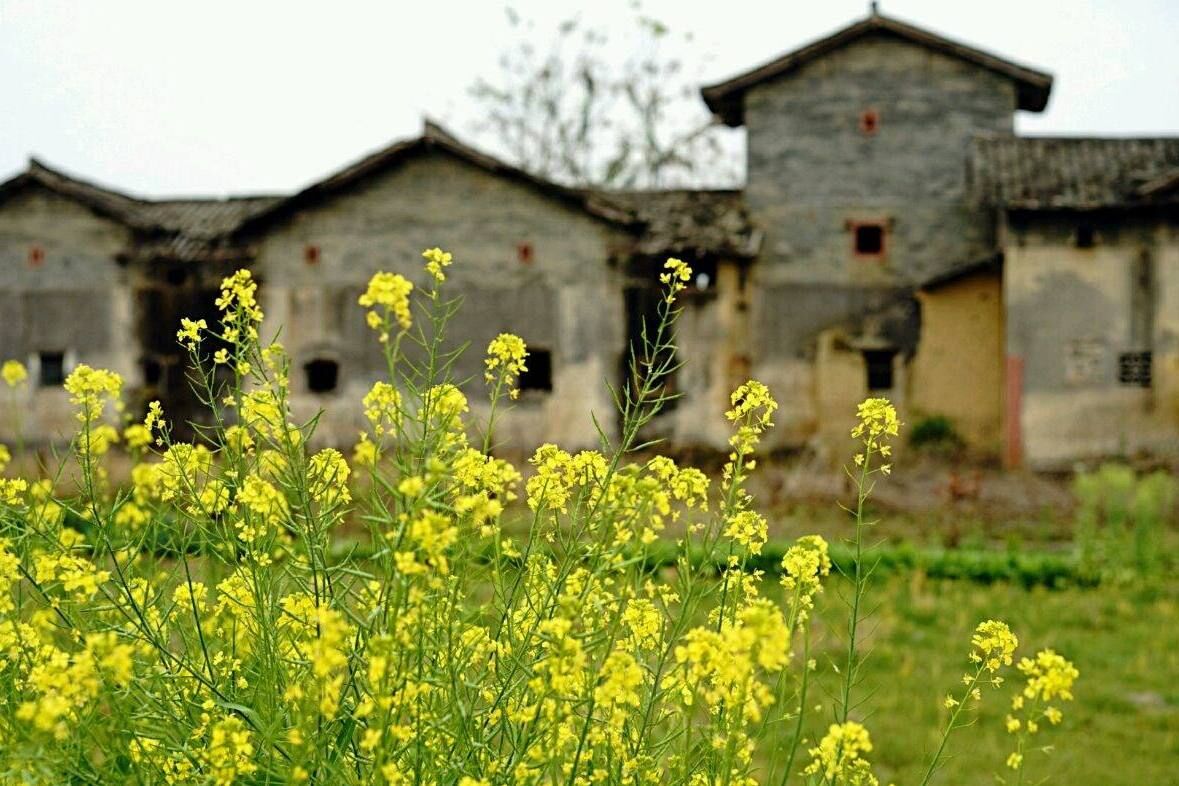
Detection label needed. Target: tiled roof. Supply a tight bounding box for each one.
[702,11,1052,127]
[235,120,636,235]
[0,159,148,228]
[594,189,759,258]
[0,160,282,260]
[135,197,281,240]
[130,197,282,261]
[970,135,1179,209]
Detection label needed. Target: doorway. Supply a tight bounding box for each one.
[134,261,238,441]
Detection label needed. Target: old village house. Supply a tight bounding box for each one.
[2,9,1177,468]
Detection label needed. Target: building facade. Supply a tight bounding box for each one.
[2,10,1177,467]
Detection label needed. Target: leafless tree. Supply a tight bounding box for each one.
[469,5,735,189]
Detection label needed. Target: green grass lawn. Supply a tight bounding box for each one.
[786,574,1179,785]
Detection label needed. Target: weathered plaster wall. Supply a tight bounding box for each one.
[660,260,753,449]
[1005,210,1179,467]
[910,271,1004,453]
[812,328,912,463]
[740,32,1014,444]
[814,331,870,461]
[0,186,134,442]
[251,151,630,451]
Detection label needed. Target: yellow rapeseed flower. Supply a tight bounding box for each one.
[358,271,414,340]
[485,333,529,391]
[970,619,1019,673]
[422,247,454,283]
[2,359,28,388]
[660,257,692,303]
[804,721,877,783]
[63,365,123,424]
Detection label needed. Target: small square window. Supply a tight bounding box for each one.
[1118,351,1151,387]
[304,358,340,394]
[854,224,885,257]
[39,352,65,387]
[1075,225,1095,249]
[519,349,553,392]
[863,349,895,391]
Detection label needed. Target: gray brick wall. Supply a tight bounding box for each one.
[744,33,1013,293]
[252,150,631,449]
[0,185,135,441]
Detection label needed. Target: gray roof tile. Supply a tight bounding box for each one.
[970,135,1179,209]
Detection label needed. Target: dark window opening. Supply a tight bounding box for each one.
[142,357,163,387]
[165,267,188,286]
[304,358,340,394]
[854,224,885,256]
[1118,351,1152,387]
[622,286,680,411]
[863,349,895,391]
[1075,225,1096,249]
[518,349,552,392]
[39,352,65,387]
[304,244,321,265]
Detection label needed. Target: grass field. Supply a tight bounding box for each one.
[787,573,1179,785]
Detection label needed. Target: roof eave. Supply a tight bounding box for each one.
[235,121,639,237]
[0,159,150,229]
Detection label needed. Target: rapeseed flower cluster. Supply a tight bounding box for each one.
[1,359,27,388]
[1004,649,1079,772]
[804,721,878,785]
[63,364,122,424]
[0,248,1079,786]
[780,534,832,624]
[485,332,529,397]
[423,246,454,282]
[359,271,414,340]
[660,257,692,303]
[851,396,900,475]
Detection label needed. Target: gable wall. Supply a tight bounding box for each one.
[744,32,1014,286]
[0,186,135,442]
[252,151,632,451]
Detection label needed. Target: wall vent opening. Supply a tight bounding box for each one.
[854,224,886,257]
[39,351,66,387]
[304,358,340,394]
[863,349,896,391]
[858,109,880,135]
[519,348,553,392]
[1118,351,1152,388]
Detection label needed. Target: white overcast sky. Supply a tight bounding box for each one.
[1,0,1176,196]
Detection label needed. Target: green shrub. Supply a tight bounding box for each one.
[909,414,965,452]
